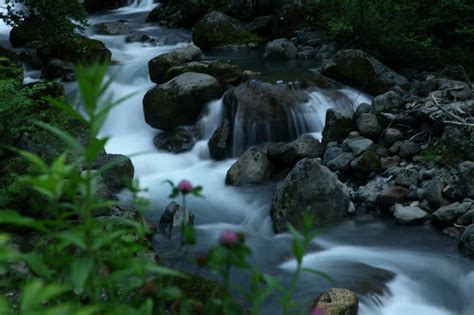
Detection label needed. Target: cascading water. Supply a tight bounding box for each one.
[1,1,473,313]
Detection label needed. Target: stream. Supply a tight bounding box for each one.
[2,1,474,314]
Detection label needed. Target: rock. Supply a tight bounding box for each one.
[432,202,472,226]
[41,58,75,81]
[159,201,194,237]
[225,147,273,186]
[399,141,421,159]
[393,205,429,224]
[270,158,350,232]
[311,288,358,315]
[322,108,354,144]
[192,11,258,49]
[353,177,387,209]
[326,152,354,173]
[248,15,273,36]
[297,46,317,60]
[125,32,154,43]
[323,144,344,164]
[457,210,474,226]
[458,161,474,199]
[342,137,374,156]
[146,5,166,22]
[148,44,203,83]
[209,80,309,157]
[354,103,371,117]
[320,49,409,95]
[164,59,242,86]
[153,127,195,153]
[92,21,132,35]
[377,186,409,214]
[395,168,418,187]
[356,113,381,138]
[143,72,222,131]
[440,126,474,161]
[459,224,474,258]
[423,170,455,208]
[383,128,404,146]
[381,156,400,170]
[208,118,232,160]
[272,135,324,164]
[372,91,405,114]
[264,38,297,60]
[93,154,134,194]
[350,150,380,174]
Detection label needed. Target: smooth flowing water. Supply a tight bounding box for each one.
[2,1,473,313]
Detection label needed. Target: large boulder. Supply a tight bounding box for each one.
[432,202,472,227]
[192,11,259,49]
[356,113,381,138]
[270,158,350,232]
[320,50,409,95]
[322,108,354,144]
[148,44,203,84]
[164,59,242,86]
[264,38,297,60]
[153,127,195,153]
[225,146,273,186]
[269,135,324,165]
[143,72,222,131]
[92,21,133,35]
[93,154,134,194]
[459,225,474,258]
[311,288,358,315]
[208,80,309,158]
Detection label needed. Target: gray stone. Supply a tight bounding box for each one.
[275,135,324,164]
[264,38,297,60]
[373,91,405,114]
[381,156,400,170]
[159,201,194,237]
[457,210,474,226]
[423,170,455,208]
[350,150,380,174]
[92,21,132,35]
[327,152,354,173]
[311,288,358,315]
[377,186,409,214]
[270,158,350,232]
[399,141,421,159]
[143,72,222,131]
[225,147,273,186]
[433,202,472,226]
[458,161,474,199]
[322,108,354,144]
[342,137,374,156]
[395,168,418,187]
[393,205,429,224]
[153,127,195,153]
[383,128,404,146]
[459,225,474,258]
[356,113,381,138]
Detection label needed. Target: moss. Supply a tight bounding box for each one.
[0,57,23,84]
[173,273,222,303]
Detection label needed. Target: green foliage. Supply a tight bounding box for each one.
[2,0,87,44]
[304,0,474,72]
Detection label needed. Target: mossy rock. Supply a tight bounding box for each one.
[164,60,242,86]
[192,11,261,49]
[173,273,223,303]
[0,57,23,84]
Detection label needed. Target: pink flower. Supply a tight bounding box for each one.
[177,180,193,194]
[310,306,324,315]
[218,230,241,247]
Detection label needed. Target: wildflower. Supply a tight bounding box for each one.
[218,230,241,247]
[177,179,193,194]
[309,306,325,315]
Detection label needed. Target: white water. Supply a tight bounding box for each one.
[1,1,473,313]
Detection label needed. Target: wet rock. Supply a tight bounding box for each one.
[458,161,474,199]
[433,202,472,226]
[356,113,381,138]
[327,152,354,173]
[164,59,242,86]
[153,127,195,153]
[393,205,429,224]
[399,141,421,159]
[225,147,273,186]
[143,72,222,131]
[264,38,297,60]
[93,154,134,194]
[192,11,258,49]
[270,158,350,232]
[353,177,387,210]
[208,118,232,160]
[146,5,166,22]
[459,224,474,258]
[350,150,380,174]
[125,32,154,43]
[372,90,405,114]
[383,128,404,146]
[92,21,132,35]
[457,210,474,226]
[395,168,418,187]
[423,170,455,208]
[322,108,354,144]
[342,137,374,156]
[377,186,409,214]
[320,49,409,95]
[159,201,194,237]
[323,144,344,164]
[272,135,324,164]
[41,58,75,81]
[381,156,400,170]
[148,44,203,83]
[311,288,358,315]
[354,103,371,117]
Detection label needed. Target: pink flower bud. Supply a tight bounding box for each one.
[218,230,241,247]
[177,180,193,194]
[310,306,324,315]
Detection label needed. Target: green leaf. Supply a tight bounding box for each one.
[0,210,46,231]
[71,257,94,293]
[55,230,86,250]
[84,137,108,162]
[35,121,85,154]
[145,265,187,278]
[0,295,12,315]
[21,281,68,313]
[23,253,54,277]
[91,231,125,250]
[291,239,304,265]
[44,96,88,124]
